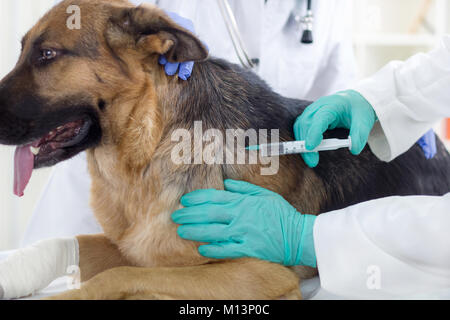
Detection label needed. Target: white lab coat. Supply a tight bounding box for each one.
[313,35,450,299]
[23,0,356,245]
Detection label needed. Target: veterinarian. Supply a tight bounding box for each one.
[23,0,358,244]
[175,35,450,299]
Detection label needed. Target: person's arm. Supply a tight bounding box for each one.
[314,193,450,299]
[355,36,450,161]
[294,36,450,167]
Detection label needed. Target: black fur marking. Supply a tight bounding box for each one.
[33,107,102,169]
[73,31,100,59]
[175,57,450,212]
[98,99,107,111]
[95,73,105,84]
[103,30,131,78]
[0,68,44,144]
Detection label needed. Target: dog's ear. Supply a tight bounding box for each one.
[107,4,208,63]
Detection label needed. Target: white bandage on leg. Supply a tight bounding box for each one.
[0,238,79,299]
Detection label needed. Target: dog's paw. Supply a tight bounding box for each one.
[45,268,130,300]
[44,289,84,300]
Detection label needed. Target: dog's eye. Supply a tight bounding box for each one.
[40,49,57,61]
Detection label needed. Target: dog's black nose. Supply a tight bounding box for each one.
[0,91,30,145]
[0,109,30,145]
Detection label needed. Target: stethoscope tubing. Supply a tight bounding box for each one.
[216,0,256,69]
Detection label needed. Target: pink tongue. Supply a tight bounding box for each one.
[14,145,34,197]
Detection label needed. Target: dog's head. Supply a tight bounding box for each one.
[0,0,208,196]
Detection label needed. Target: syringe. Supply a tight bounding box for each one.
[247,137,352,157]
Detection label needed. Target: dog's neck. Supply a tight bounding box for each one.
[87,56,296,185]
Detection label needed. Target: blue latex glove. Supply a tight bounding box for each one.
[294,90,377,168]
[172,180,317,268]
[159,11,196,80]
[417,129,437,160]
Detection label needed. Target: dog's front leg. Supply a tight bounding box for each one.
[47,258,302,300]
[43,234,131,300]
[76,234,131,282]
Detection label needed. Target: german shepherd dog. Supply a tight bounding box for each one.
[0,0,449,299]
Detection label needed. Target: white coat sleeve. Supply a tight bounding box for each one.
[354,36,450,162]
[314,193,450,299]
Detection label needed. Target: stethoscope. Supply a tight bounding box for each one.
[217,0,314,70]
[295,0,314,44]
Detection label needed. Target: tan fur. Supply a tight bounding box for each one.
[16,0,323,299]
[48,259,301,300]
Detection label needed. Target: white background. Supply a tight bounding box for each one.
[0,0,55,251]
[0,0,449,250]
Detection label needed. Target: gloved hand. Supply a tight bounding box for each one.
[294,90,377,168]
[172,180,317,268]
[159,11,197,80]
[417,129,437,160]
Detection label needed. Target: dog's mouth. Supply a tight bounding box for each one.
[14,117,96,197]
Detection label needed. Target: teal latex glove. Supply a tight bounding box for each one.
[294,90,377,168]
[172,180,317,268]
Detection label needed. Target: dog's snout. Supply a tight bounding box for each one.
[0,109,30,145]
[0,81,34,145]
